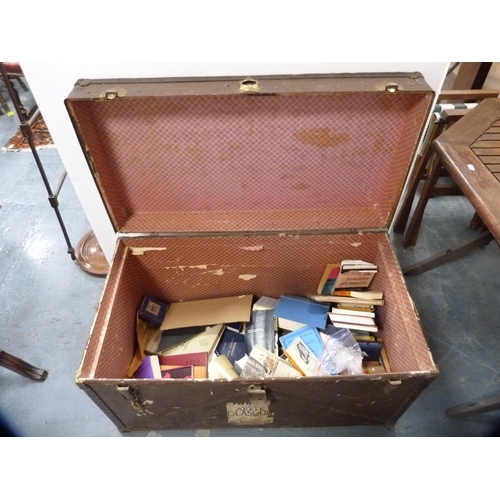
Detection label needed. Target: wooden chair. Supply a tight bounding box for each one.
[0,88,12,115]
[0,349,48,381]
[0,62,31,119]
[393,89,500,247]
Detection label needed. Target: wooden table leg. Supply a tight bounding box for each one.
[403,231,494,275]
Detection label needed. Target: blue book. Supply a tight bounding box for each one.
[274,294,329,330]
[357,340,383,362]
[139,295,169,327]
[279,325,324,359]
[215,327,247,366]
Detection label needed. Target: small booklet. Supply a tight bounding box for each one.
[241,345,301,378]
[284,337,329,377]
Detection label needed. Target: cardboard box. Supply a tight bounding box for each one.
[66,73,438,432]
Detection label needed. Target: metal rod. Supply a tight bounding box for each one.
[0,63,76,260]
[53,170,68,198]
[27,106,41,128]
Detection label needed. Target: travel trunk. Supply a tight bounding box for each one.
[65,73,438,432]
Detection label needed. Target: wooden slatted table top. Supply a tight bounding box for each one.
[433,98,500,241]
[471,121,500,181]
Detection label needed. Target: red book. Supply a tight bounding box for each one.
[158,352,208,367]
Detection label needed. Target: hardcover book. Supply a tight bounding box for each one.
[133,355,162,379]
[332,290,383,300]
[332,321,378,333]
[340,260,378,271]
[215,327,247,366]
[277,317,307,332]
[159,365,208,379]
[139,295,170,326]
[152,325,207,355]
[158,323,225,359]
[327,312,376,326]
[274,294,329,330]
[330,306,375,318]
[357,340,384,361]
[308,295,384,306]
[335,303,375,313]
[161,366,194,379]
[158,351,208,368]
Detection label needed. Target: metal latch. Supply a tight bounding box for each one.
[384,379,402,394]
[101,88,128,100]
[117,385,146,414]
[248,384,270,408]
[239,78,261,94]
[376,82,403,92]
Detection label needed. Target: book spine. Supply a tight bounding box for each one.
[332,322,378,333]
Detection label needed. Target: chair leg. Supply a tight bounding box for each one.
[13,75,28,92]
[0,349,48,381]
[446,392,500,417]
[393,152,431,233]
[0,90,11,115]
[394,121,445,233]
[403,230,494,275]
[402,153,444,247]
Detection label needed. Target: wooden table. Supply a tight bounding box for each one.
[402,98,500,417]
[403,98,500,276]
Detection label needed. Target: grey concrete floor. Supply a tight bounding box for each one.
[1,80,500,437]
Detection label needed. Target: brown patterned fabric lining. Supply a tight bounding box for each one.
[80,233,436,380]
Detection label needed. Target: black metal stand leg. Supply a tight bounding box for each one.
[0,63,76,261]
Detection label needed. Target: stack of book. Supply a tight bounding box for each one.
[129,294,284,381]
[308,260,390,373]
[128,275,392,380]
